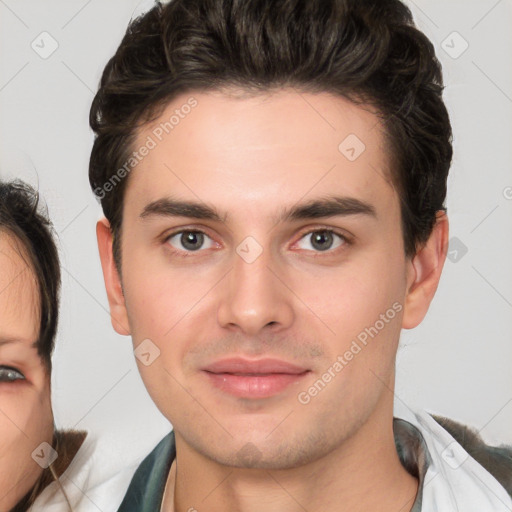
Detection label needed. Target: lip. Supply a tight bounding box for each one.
[202,357,308,374]
[201,357,310,399]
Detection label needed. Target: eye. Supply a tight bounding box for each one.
[0,365,26,382]
[165,229,216,254]
[295,229,348,253]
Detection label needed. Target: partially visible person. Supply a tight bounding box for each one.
[0,180,139,512]
[0,179,65,509]
[0,179,85,511]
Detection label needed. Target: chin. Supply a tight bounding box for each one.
[189,428,328,471]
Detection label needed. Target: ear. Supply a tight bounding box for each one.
[402,211,449,329]
[96,218,131,335]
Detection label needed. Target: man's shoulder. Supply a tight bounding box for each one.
[431,413,512,498]
[117,431,176,512]
[394,404,512,510]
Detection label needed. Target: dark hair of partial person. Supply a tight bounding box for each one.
[0,179,60,372]
[10,429,86,512]
[89,0,453,269]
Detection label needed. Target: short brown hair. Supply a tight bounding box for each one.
[89,0,453,266]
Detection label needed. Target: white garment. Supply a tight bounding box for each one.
[29,406,512,511]
[28,433,143,512]
[393,400,512,511]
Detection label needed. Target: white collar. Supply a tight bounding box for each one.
[393,401,512,511]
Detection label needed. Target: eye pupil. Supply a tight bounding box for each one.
[311,230,333,251]
[181,231,204,251]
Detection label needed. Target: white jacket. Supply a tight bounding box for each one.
[394,401,512,511]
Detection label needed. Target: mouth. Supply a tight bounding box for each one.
[201,357,311,399]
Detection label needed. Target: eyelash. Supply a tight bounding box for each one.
[0,365,26,383]
[163,226,352,258]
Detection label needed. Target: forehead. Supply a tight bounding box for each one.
[0,232,40,346]
[126,88,396,222]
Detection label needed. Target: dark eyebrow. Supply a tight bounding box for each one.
[140,198,227,223]
[140,195,376,224]
[279,196,377,223]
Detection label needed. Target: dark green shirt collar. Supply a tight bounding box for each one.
[117,432,176,512]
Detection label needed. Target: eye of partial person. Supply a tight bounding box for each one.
[0,365,26,382]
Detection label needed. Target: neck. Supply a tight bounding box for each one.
[164,394,418,512]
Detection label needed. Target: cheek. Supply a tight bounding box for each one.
[292,261,405,424]
[289,250,407,405]
[0,387,53,503]
[295,252,406,335]
[123,254,220,342]
[0,385,53,445]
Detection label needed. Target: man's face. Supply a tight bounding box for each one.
[0,233,54,509]
[109,89,417,468]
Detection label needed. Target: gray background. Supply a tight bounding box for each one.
[0,0,510,461]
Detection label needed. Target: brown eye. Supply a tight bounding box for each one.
[0,366,25,382]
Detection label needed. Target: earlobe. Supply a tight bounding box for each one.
[96,218,131,335]
[402,211,449,329]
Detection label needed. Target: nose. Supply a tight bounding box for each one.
[216,239,294,336]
